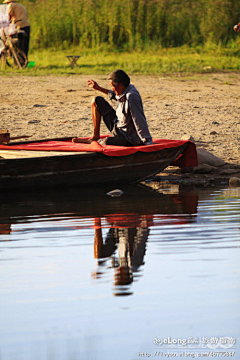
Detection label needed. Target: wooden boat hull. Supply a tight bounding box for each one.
[0,143,188,190]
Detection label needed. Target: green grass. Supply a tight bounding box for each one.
[1,44,240,76]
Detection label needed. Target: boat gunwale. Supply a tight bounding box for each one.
[0,137,189,161]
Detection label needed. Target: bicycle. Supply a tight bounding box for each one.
[0,25,27,69]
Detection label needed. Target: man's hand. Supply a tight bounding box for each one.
[87,79,109,95]
[87,79,100,90]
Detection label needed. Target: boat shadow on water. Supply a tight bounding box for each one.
[0,183,200,296]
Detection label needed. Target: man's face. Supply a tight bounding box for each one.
[109,80,125,95]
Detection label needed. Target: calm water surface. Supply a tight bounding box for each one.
[0,184,239,360]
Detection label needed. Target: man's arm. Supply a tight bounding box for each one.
[87,80,109,95]
[128,94,153,144]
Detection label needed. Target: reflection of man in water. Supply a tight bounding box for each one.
[92,192,199,294]
[114,226,150,286]
[93,216,151,292]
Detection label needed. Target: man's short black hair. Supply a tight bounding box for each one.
[108,69,130,88]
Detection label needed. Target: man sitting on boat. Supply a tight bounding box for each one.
[72,69,153,146]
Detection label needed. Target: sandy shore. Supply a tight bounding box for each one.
[1,73,240,182]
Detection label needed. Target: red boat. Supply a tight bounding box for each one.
[0,136,197,190]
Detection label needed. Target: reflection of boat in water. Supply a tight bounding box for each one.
[0,183,198,220]
[0,184,199,296]
[0,223,11,235]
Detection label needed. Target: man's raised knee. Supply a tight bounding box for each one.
[93,96,105,106]
[91,97,97,107]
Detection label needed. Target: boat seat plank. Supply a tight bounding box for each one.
[0,150,87,159]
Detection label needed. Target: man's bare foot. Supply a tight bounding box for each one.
[90,135,100,142]
[72,137,93,144]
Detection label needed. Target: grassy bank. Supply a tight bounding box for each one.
[1,43,240,76]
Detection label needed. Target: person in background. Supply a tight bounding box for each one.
[73,69,153,146]
[3,0,30,59]
[233,23,240,32]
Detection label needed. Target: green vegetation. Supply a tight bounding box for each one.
[1,0,240,74]
[22,0,240,51]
